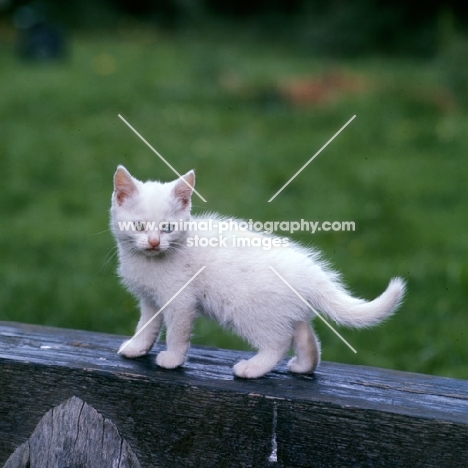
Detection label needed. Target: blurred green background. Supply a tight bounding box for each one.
[0,1,467,379]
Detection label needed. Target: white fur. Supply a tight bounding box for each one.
[111,167,406,379]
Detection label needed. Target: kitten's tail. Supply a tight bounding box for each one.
[311,275,406,328]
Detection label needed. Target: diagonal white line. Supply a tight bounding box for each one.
[118,114,207,203]
[118,266,206,354]
[268,115,356,202]
[269,266,357,353]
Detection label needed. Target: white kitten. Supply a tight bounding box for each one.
[111,166,405,378]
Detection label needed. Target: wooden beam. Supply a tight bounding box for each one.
[0,321,467,467]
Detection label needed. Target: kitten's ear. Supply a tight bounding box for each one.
[114,165,138,206]
[173,170,195,209]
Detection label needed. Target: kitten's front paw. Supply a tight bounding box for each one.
[118,339,150,358]
[233,359,267,379]
[156,351,185,369]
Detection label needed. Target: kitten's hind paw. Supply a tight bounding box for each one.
[118,339,150,358]
[233,359,268,379]
[156,351,185,369]
[287,356,316,374]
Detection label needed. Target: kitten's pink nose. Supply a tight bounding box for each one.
[148,237,160,249]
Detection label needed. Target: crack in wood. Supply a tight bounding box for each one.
[268,401,278,463]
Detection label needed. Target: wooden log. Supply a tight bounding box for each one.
[0,321,467,468]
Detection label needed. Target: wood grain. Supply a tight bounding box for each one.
[0,321,467,468]
[4,396,141,468]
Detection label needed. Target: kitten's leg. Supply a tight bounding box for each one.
[156,306,194,369]
[118,300,163,358]
[233,341,290,379]
[288,321,321,374]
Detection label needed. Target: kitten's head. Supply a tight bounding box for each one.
[110,166,195,257]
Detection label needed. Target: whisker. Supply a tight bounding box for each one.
[88,229,112,237]
[97,247,119,274]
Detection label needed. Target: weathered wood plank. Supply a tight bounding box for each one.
[4,396,141,468]
[0,321,467,468]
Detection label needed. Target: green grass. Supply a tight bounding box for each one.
[0,27,467,379]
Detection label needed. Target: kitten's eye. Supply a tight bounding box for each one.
[134,221,146,232]
[160,222,174,233]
